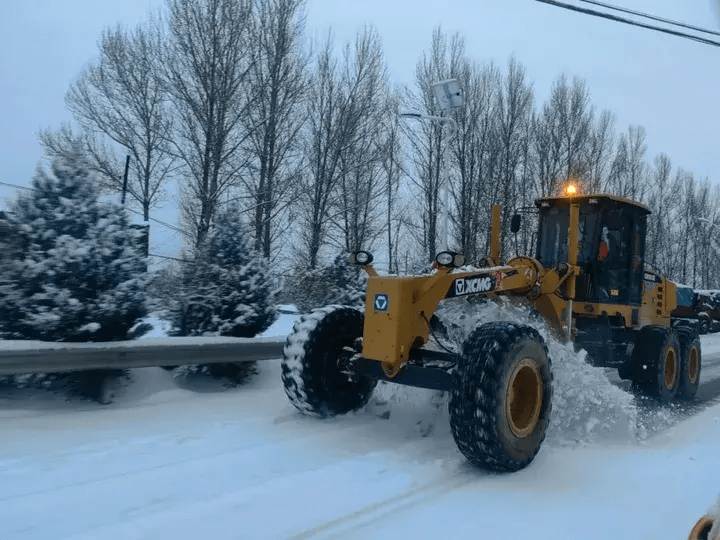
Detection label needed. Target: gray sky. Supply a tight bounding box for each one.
[1,0,719,257]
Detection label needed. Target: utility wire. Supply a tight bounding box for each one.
[0,181,33,191]
[0,179,191,238]
[578,0,720,37]
[534,0,720,48]
[2,183,189,263]
[124,206,191,239]
[148,253,188,263]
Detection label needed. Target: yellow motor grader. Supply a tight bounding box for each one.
[281,188,702,472]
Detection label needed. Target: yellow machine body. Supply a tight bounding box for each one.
[358,193,680,378]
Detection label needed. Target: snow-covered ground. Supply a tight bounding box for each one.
[1,314,720,539]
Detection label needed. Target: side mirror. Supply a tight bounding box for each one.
[510,214,522,234]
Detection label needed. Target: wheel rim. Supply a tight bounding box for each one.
[687,346,699,384]
[663,348,678,389]
[506,358,543,438]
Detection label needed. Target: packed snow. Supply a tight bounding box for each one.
[1,310,720,539]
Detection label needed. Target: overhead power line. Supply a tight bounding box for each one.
[578,0,720,37]
[124,207,191,239]
[0,179,191,240]
[148,253,188,263]
[534,0,720,48]
[0,181,34,191]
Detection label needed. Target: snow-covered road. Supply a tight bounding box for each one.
[1,334,720,539]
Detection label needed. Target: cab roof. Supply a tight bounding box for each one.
[534,193,651,214]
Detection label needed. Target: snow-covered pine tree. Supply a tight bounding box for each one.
[0,148,147,342]
[283,252,366,312]
[172,203,277,337]
[321,252,366,307]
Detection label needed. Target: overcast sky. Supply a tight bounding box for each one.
[1,0,718,258]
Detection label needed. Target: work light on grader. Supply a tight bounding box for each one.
[281,183,701,472]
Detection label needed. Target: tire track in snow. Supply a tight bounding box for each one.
[2,422,464,540]
[289,468,478,540]
[0,414,373,503]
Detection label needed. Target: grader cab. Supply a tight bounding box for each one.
[281,190,701,472]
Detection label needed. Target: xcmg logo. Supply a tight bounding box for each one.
[453,275,495,296]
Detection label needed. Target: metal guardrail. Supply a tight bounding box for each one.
[0,336,287,376]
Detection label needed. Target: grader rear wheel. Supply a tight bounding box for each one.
[630,326,681,402]
[449,322,552,472]
[678,333,702,401]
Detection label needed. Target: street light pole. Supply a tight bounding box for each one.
[400,79,463,256]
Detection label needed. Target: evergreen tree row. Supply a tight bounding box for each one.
[0,149,279,342]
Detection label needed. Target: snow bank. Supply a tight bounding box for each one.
[137,309,298,340]
[259,308,299,337]
[136,314,173,339]
[435,297,638,446]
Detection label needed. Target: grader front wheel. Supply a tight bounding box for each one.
[281,306,376,417]
[449,322,552,472]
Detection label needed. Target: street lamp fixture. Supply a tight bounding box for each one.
[698,217,717,229]
[432,78,464,111]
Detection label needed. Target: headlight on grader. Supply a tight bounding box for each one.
[435,251,465,268]
[349,251,373,265]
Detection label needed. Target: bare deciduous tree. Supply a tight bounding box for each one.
[379,90,404,274]
[332,29,389,254]
[45,23,175,221]
[163,0,254,248]
[243,0,309,260]
[298,28,388,268]
[40,124,124,194]
[404,27,465,262]
[495,56,533,259]
[449,59,501,262]
[530,104,563,197]
[645,153,672,272]
[586,110,615,193]
[608,125,647,200]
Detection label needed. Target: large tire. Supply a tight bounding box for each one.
[677,332,702,401]
[449,322,552,472]
[281,306,376,417]
[631,326,681,402]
